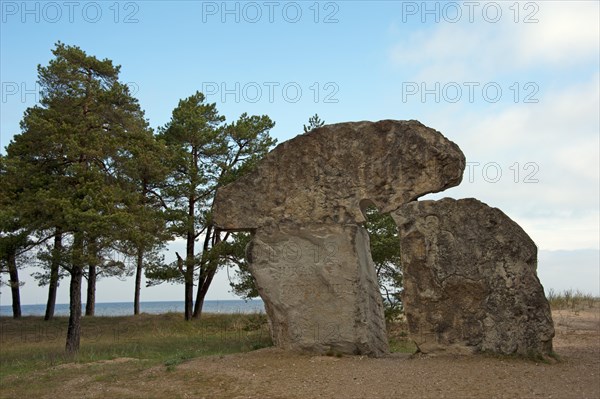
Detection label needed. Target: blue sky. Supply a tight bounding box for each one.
[1,1,599,305]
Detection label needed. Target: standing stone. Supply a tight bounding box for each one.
[248,224,388,356]
[392,198,555,355]
[213,120,466,357]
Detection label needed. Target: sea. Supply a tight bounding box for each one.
[0,300,265,317]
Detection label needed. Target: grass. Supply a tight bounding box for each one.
[386,318,418,354]
[547,289,600,311]
[0,310,417,382]
[0,312,272,379]
[3,291,594,391]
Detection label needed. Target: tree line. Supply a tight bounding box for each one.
[0,43,277,353]
[0,43,403,355]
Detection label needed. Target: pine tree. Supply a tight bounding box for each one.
[114,132,170,315]
[154,91,226,321]
[0,155,34,319]
[303,113,325,133]
[149,93,276,320]
[5,43,158,352]
[192,112,275,319]
[362,205,403,320]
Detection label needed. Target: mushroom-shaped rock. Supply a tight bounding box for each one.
[212,120,466,357]
[213,120,465,229]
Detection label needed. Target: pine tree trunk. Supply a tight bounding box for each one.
[66,266,83,353]
[193,227,215,319]
[193,292,205,319]
[85,263,96,316]
[134,247,143,315]
[45,229,62,321]
[66,233,84,354]
[193,269,217,320]
[185,272,194,321]
[7,249,21,319]
[184,195,195,321]
[184,238,194,320]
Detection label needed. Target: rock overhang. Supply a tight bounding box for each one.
[213,119,466,229]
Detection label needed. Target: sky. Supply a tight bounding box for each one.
[1,0,598,305]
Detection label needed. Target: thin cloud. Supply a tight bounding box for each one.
[389,2,599,81]
[419,73,599,251]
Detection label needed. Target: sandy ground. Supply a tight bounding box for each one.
[169,307,600,399]
[2,307,599,399]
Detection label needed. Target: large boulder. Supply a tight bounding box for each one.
[392,198,555,355]
[248,223,388,356]
[214,120,465,228]
[213,120,466,357]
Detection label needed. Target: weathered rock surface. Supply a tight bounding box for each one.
[392,198,555,355]
[213,120,466,357]
[248,223,388,357]
[214,120,465,228]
